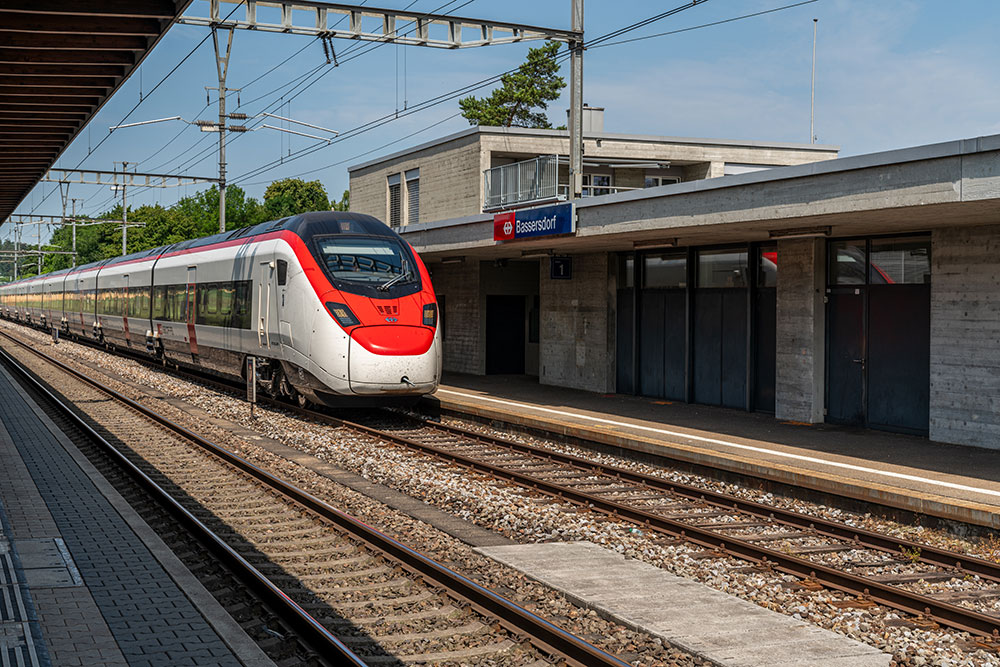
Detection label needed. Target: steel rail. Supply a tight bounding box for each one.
[0,330,630,667]
[402,415,1000,583]
[0,340,367,667]
[304,410,1000,638]
[71,331,1000,588]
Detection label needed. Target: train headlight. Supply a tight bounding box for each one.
[422,303,438,328]
[326,302,360,328]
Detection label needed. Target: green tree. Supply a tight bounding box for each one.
[263,178,330,218]
[332,189,350,212]
[459,41,565,128]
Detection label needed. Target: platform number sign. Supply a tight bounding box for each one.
[550,256,572,280]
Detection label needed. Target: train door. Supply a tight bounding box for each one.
[186,267,198,360]
[123,274,131,346]
[276,259,293,352]
[256,261,277,351]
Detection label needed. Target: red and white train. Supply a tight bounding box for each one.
[0,211,442,405]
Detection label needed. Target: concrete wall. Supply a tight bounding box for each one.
[929,224,1000,447]
[775,238,826,423]
[539,253,615,392]
[431,260,482,374]
[350,133,483,224]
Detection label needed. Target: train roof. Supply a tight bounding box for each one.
[168,210,395,255]
[0,211,394,286]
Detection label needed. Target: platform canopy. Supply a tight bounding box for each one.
[0,0,193,221]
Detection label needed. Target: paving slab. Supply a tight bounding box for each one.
[0,357,272,667]
[477,541,890,667]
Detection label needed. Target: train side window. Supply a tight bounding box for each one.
[277,260,288,285]
[232,280,251,329]
[152,286,166,319]
[208,285,219,315]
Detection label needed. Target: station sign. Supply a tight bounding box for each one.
[493,202,574,242]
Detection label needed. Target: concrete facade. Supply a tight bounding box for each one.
[349,126,839,225]
[929,224,1000,448]
[538,253,615,392]
[429,260,482,375]
[350,132,483,226]
[775,239,826,423]
[393,133,1000,449]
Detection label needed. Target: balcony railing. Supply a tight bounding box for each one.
[483,154,560,211]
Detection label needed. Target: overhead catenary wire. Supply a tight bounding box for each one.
[233,0,818,187]
[150,0,476,184]
[587,0,820,50]
[229,0,714,185]
[102,0,471,207]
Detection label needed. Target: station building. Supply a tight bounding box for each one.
[348,124,1000,450]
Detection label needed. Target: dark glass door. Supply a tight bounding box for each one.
[485,295,525,374]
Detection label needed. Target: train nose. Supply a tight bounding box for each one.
[347,326,437,394]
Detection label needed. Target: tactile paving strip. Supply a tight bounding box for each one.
[0,622,41,667]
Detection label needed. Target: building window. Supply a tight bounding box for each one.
[643,251,687,288]
[697,249,749,288]
[405,168,419,225]
[582,173,611,197]
[644,176,680,188]
[387,173,401,228]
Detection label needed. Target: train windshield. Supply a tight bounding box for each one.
[315,236,418,290]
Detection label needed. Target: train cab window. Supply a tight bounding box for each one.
[277,260,288,285]
[315,236,417,291]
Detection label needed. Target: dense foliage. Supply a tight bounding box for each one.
[6,178,344,278]
[459,41,566,128]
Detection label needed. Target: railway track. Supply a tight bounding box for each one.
[6,321,1000,652]
[0,330,631,667]
[344,412,1000,643]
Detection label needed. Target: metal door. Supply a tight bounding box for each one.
[867,284,930,433]
[753,286,776,412]
[825,288,865,425]
[825,237,930,433]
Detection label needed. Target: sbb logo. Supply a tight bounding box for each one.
[493,212,516,241]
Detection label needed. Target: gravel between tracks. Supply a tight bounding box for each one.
[0,326,703,667]
[6,322,999,667]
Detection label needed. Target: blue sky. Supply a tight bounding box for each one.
[13,0,1000,240]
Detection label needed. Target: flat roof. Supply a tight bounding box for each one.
[398,132,1000,251]
[0,1,194,221]
[347,125,840,173]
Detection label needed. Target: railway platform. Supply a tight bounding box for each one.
[427,374,1000,531]
[0,363,270,667]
